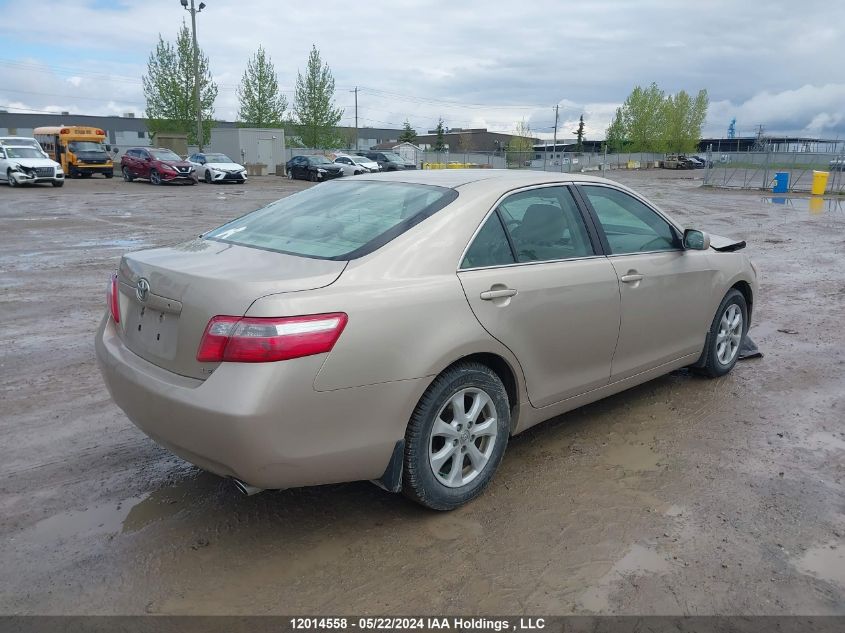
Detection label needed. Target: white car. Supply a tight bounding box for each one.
[187,152,248,184]
[0,136,45,153]
[334,154,380,174]
[0,145,64,187]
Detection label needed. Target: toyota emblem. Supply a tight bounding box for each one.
[136,278,151,303]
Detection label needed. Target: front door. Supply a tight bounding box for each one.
[578,184,716,381]
[458,185,621,408]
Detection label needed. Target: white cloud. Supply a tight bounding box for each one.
[1,0,843,139]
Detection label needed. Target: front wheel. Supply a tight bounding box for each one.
[52,181,64,187]
[7,169,17,187]
[696,289,748,378]
[204,170,213,184]
[150,170,162,185]
[403,362,510,511]
[122,167,134,182]
[287,170,294,180]
[104,172,113,179]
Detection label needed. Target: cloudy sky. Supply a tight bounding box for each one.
[1,0,843,140]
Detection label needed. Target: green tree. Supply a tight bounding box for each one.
[622,83,666,152]
[237,46,287,128]
[142,22,218,146]
[574,114,585,153]
[399,119,417,144]
[506,119,534,166]
[605,107,626,152]
[293,45,344,148]
[433,118,446,152]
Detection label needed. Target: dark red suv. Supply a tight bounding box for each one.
[121,147,197,185]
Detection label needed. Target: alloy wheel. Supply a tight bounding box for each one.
[428,387,498,488]
[716,304,743,365]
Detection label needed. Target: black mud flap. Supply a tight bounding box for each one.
[712,241,746,252]
[738,335,763,360]
[371,439,404,493]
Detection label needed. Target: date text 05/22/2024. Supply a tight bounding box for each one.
[289,618,547,631]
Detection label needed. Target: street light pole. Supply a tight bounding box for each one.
[181,0,205,150]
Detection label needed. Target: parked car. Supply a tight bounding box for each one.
[829,157,845,171]
[330,156,365,176]
[121,147,197,185]
[687,156,706,169]
[0,136,45,153]
[0,144,64,187]
[188,152,248,184]
[286,155,343,181]
[333,154,379,174]
[97,170,758,510]
[359,151,416,171]
[693,155,713,168]
[663,154,695,170]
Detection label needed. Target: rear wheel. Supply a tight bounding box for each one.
[150,169,162,185]
[122,167,134,182]
[403,362,510,511]
[104,171,113,179]
[696,289,748,378]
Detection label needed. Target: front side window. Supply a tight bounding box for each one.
[497,187,595,263]
[581,186,678,254]
[205,180,457,260]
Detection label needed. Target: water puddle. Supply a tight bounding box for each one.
[761,196,843,214]
[29,478,199,543]
[579,544,671,611]
[795,542,845,588]
[72,238,147,249]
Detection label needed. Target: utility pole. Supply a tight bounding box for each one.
[552,103,559,172]
[352,87,358,151]
[181,0,206,150]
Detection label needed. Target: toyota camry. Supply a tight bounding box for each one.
[96,170,758,510]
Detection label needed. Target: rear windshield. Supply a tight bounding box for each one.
[204,180,458,260]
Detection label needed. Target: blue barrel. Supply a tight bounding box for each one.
[772,172,789,193]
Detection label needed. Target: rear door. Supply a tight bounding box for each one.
[577,184,715,381]
[458,185,621,408]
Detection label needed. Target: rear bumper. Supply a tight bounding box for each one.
[95,316,425,490]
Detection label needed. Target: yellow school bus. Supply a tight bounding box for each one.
[33,126,114,178]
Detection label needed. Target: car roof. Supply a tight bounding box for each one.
[354,168,617,189]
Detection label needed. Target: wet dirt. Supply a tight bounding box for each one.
[0,172,843,615]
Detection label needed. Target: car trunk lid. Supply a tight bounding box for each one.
[115,239,346,379]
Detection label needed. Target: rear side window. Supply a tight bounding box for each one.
[205,180,457,260]
[461,214,515,269]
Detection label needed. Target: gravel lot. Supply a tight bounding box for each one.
[0,171,843,615]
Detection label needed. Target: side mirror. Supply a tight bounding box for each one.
[112,147,119,154]
[683,229,711,251]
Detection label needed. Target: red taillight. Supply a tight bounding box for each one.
[108,274,120,323]
[196,313,348,363]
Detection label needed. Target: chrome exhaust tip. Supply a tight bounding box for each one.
[231,478,264,496]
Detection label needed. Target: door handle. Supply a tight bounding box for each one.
[620,273,644,283]
[480,287,518,300]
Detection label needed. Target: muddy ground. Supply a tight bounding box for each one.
[0,170,843,615]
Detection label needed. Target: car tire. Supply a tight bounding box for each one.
[695,289,748,378]
[309,171,317,182]
[205,171,213,184]
[52,181,64,187]
[7,169,16,187]
[150,170,161,185]
[104,172,113,179]
[122,167,134,182]
[287,170,294,180]
[403,362,510,511]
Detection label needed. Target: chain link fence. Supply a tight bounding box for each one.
[703,149,845,195]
